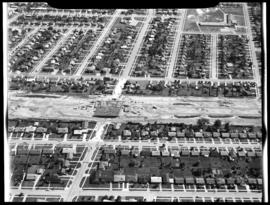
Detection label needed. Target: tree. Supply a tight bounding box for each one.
[224,122,230,132]
[197,118,210,131]
[128,160,135,168]
[213,120,222,131]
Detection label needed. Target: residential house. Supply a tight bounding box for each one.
[151,151,161,157]
[221,133,230,138]
[151,176,162,183]
[185,177,195,184]
[212,132,220,138]
[195,132,203,138]
[196,177,205,185]
[57,127,68,134]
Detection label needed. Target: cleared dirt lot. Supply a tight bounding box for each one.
[8,91,261,126]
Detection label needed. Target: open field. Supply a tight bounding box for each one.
[8,91,261,126]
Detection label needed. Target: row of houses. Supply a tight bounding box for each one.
[93,168,262,187]
[131,17,177,77]
[174,34,211,79]
[218,35,253,79]
[9,28,62,73]
[100,146,261,159]
[123,79,257,97]
[119,124,262,139]
[85,17,140,76]
[41,29,88,75]
[9,76,117,95]
[248,3,262,49]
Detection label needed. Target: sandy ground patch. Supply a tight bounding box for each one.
[8,91,262,126]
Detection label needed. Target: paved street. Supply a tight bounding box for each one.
[6,5,264,202]
[211,34,217,79]
[167,10,186,78]
[122,9,154,78]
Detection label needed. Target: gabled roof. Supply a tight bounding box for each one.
[196,177,205,184]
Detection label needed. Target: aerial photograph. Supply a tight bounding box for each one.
[4,2,266,202]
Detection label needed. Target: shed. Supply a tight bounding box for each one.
[195,132,203,138]
[212,132,220,138]
[196,178,205,185]
[114,174,126,182]
[170,127,176,132]
[151,151,160,156]
[221,132,230,138]
[230,133,239,138]
[185,177,195,184]
[151,176,162,183]
[206,178,215,185]
[216,178,226,185]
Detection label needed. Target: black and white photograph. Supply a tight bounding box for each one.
[3,2,267,202]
